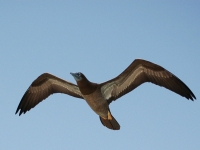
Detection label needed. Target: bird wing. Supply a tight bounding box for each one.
[100,59,196,103]
[16,73,83,115]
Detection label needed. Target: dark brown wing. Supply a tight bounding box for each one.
[100,59,196,103]
[16,73,83,115]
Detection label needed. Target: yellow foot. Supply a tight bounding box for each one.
[108,111,112,120]
[100,111,113,120]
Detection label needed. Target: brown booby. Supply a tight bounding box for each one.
[15,59,196,130]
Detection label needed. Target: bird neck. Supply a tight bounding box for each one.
[77,78,98,95]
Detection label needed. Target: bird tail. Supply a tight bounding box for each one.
[99,114,120,130]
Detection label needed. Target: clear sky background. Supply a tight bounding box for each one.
[1,1,199,150]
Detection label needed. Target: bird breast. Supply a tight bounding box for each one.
[83,88,108,117]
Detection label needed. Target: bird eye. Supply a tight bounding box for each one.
[78,72,81,76]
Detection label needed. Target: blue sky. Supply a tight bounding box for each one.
[1,1,200,150]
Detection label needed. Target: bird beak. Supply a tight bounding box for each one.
[70,72,81,81]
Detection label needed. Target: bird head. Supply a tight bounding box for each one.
[70,72,83,81]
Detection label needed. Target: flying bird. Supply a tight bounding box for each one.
[15,59,196,130]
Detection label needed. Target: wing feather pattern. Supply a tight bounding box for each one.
[100,59,196,103]
[16,73,83,115]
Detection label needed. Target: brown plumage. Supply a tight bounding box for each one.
[15,59,196,130]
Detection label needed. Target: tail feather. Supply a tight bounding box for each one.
[100,115,120,130]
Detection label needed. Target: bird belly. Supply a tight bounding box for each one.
[83,92,108,118]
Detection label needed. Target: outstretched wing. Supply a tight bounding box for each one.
[16,73,83,115]
[100,59,196,103]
